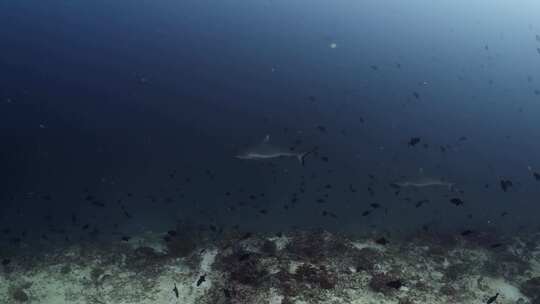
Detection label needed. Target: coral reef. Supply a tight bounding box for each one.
[0,229,538,304]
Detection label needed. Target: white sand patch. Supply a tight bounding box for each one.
[483,277,528,302]
[352,241,386,252]
[269,235,290,251]
[288,261,304,274]
[126,230,168,253]
[268,287,284,304]
[200,249,217,273]
[0,274,10,302]
[530,257,540,276]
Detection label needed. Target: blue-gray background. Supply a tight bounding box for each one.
[2,0,540,243]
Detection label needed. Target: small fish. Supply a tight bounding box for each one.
[415,200,429,208]
[362,210,371,216]
[238,253,251,261]
[486,292,499,304]
[321,210,338,218]
[241,232,252,240]
[386,280,403,289]
[119,204,132,219]
[91,201,105,207]
[1,259,10,266]
[173,283,179,298]
[528,166,540,180]
[408,137,421,146]
[450,198,464,206]
[499,179,512,192]
[460,230,475,236]
[196,274,206,286]
[375,237,388,245]
[412,92,420,99]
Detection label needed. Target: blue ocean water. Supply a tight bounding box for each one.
[1,0,540,243]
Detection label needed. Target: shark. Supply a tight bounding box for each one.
[235,135,317,166]
[390,178,454,190]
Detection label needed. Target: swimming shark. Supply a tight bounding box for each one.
[390,176,454,191]
[235,135,317,166]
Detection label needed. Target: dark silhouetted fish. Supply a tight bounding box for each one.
[415,200,429,208]
[528,166,540,180]
[322,210,338,218]
[450,198,464,206]
[173,283,179,298]
[408,137,421,146]
[386,280,403,289]
[460,230,475,236]
[196,275,206,286]
[499,179,512,192]
[486,293,499,304]
[375,237,388,245]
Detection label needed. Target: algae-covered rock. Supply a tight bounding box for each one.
[521,277,540,303]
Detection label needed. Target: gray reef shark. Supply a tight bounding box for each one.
[235,135,317,166]
[390,177,454,190]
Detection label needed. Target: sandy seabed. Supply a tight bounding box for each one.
[1,229,540,304]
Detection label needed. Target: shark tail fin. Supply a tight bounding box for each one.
[298,146,318,166]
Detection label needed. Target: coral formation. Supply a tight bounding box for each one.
[0,229,538,304]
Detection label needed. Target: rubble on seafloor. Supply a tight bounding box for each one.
[1,229,540,304]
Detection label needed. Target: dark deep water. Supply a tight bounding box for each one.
[2,0,540,245]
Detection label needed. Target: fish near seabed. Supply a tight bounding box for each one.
[235,135,316,166]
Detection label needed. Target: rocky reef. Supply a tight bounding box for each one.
[1,229,539,304]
